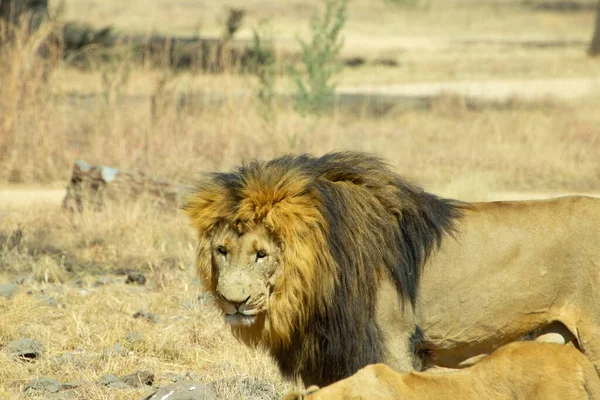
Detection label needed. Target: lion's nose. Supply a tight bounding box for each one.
[222,294,251,308]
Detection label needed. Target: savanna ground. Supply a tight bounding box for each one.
[1,0,600,399]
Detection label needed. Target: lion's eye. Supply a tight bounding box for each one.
[256,250,267,260]
[216,246,228,256]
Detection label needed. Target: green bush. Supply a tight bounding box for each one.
[289,0,348,116]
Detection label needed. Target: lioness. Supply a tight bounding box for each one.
[184,151,600,387]
[283,342,600,400]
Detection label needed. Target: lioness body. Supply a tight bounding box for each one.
[284,342,600,400]
[184,152,600,387]
[381,196,600,370]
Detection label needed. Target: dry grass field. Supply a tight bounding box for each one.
[1,0,600,399]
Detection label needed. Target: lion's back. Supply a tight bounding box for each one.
[477,342,600,399]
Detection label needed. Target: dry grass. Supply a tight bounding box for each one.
[1,0,600,398]
[1,1,598,187]
[0,203,298,399]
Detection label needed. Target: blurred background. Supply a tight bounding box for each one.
[0,1,599,399]
[1,0,599,199]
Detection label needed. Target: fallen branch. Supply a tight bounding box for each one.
[62,160,190,212]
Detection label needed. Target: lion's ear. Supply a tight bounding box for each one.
[183,185,233,236]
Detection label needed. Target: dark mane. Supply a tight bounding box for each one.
[262,151,464,303]
[186,151,465,386]
[258,152,464,385]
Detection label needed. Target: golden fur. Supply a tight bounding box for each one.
[283,342,600,400]
[184,151,600,387]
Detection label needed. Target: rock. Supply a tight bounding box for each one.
[142,381,216,400]
[52,352,90,367]
[35,293,58,307]
[0,283,19,299]
[99,371,154,390]
[120,370,154,388]
[6,338,45,360]
[93,276,113,287]
[23,377,61,394]
[104,342,129,357]
[165,371,200,383]
[344,56,366,67]
[126,271,146,285]
[60,380,84,390]
[165,373,185,383]
[99,374,131,389]
[133,310,160,324]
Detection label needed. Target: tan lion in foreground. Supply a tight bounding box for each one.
[184,151,600,387]
[283,342,600,400]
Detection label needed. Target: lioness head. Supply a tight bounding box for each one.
[210,223,282,327]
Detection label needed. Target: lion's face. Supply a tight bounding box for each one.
[210,224,282,328]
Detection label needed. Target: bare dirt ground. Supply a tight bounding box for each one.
[339,77,600,103]
[0,188,66,208]
[2,187,598,209]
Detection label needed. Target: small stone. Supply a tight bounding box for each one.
[24,377,61,394]
[99,374,131,389]
[99,374,119,385]
[6,338,45,361]
[53,352,90,367]
[133,310,160,324]
[93,276,113,287]
[35,294,58,307]
[142,381,216,400]
[60,380,83,390]
[105,342,128,356]
[167,373,185,383]
[119,370,154,388]
[125,271,146,285]
[185,371,200,381]
[0,283,19,299]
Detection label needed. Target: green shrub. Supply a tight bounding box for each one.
[289,0,348,116]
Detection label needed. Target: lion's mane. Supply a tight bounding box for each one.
[184,152,463,386]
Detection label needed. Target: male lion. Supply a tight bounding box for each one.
[283,341,600,400]
[184,151,600,387]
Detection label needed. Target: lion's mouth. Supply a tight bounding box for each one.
[224,312,258,327]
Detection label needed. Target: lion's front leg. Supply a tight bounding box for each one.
[375,277,420,373]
